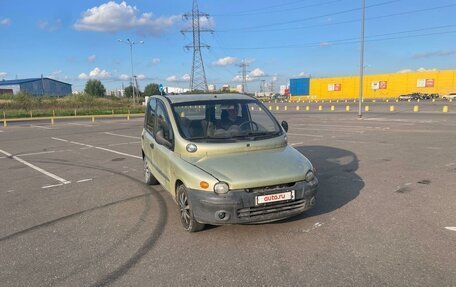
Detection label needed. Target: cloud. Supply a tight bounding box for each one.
[166,75,178,82]
[79,67,111,80]
[166,74,190,82]
[0,18,11,26]
[119,74,130,80]
[0,72,7,79]
[298,72,311,77]
[397,68,437,73]
[417,67,437,72]
[272,76,278,82]
[74,1,180,36]
[231,68,266,82]
[78,73,89,80]
[199,17,215,30]
[137,74,146,80]
[413,50,456,59]
[320,42,331,47]
[151,58,160,65]
[249,68,265,77]
[213,56,238,66]
[48,70,63,79]
[88,54,97,62]
[37,19,62,32]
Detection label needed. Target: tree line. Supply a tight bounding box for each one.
[84,79,161,98]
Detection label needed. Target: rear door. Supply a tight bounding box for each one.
[143,98,156,173]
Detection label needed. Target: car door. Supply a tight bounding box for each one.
[143,98,157,175]
[152,100,174,191]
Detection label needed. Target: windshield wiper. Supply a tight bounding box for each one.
[232,131,280,140]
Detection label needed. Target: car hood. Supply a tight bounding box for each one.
[182,146,313,189]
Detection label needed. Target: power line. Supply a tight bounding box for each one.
[218,3,456,34]
[217,0,398,32]
[214,24,456,50]
[214,0,342,17]
[212,0,311,16]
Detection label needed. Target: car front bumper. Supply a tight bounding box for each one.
[187,179,318,225]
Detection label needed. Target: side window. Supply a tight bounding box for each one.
[155,101,174,148]
[146,98,156,135]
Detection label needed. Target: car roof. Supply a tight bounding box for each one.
[160,93,255,104]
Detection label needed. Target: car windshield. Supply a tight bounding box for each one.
[172,99,282,142]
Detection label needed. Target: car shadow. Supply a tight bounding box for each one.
[278,145,364,223]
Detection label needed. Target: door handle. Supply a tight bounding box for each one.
[150,143,154,149]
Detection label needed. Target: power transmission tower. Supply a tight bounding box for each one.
[238,59,249,93]
[182,0,213,92]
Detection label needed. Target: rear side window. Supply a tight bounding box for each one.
[146,98,156,134]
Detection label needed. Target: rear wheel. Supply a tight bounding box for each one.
[144,157,158,185]
[176,184,205,232]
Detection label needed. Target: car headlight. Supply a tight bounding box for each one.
[305,170,315,182]
[214,182,229,194]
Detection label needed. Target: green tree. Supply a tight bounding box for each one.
[84,79,106,97]
[124,85,141,98]
[143,83,161,97]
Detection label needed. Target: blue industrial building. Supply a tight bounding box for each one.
[289,78,310,97]
[0,77,72,96]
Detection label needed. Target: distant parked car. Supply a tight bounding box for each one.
[442,93,456,100]
[399,94,413,101]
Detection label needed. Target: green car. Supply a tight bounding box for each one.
[141,94,318,232]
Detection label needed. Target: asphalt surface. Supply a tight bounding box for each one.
[1,101,455,286]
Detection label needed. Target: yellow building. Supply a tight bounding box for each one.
[290,70,456,101]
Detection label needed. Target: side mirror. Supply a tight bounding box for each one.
[156,130,173,149]
[281,121,288,132]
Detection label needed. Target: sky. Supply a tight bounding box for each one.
[0,0,455,92]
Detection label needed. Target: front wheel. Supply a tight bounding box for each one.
[176,184,205,232]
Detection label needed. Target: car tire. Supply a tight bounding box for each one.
[176,184,205,232]
[144,157,159,185]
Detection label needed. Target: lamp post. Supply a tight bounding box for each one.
[118,38,144,104]
[358,0,365,118]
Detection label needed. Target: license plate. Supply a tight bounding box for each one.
[256,190,295,206]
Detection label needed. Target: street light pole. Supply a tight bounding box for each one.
[358,0,365,118]
[118,38,144,105]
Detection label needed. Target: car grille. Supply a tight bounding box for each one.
[246,182,295,193]
[237,198,306,219]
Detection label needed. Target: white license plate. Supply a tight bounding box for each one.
[256,190,295,206]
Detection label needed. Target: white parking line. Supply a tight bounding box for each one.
[31,125,53,130]
[42,183,64,189]
[287,133,324,138]
[16,150,56,157]
[51,137,142,159]
[66,123,93,127]
[108,141,141,147]
[104,132,141,140]
[52,137,68,142]
[70,141,94,148]
[445,227,456,232]
[0,148,71,185]
[77,178,93,183]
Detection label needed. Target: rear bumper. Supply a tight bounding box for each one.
[187,179,318,225]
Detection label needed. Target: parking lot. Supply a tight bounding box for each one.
[1,101,455,286]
